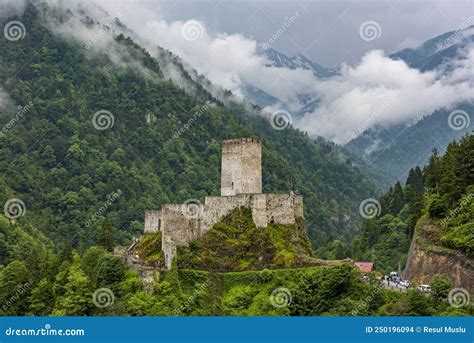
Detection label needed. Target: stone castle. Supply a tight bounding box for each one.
[144,138,304,269]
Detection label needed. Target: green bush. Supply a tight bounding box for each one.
[428,195,447,218]
[430,274,452,301]
[440,222,474,256]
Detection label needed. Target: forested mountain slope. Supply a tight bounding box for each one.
[0,3,378,253]
[345,105,473,184]
[345,25,474,184]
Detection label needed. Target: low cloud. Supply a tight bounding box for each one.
[3,0,474,144]
[87,0,474,144]
[0,89,11,112]
[299,49,474,143]
[0,0,28,19]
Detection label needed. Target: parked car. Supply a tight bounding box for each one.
[418,284,431,292]
[388,272,400,283]
[399,280,410,288]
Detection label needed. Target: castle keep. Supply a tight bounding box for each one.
[144,138,304,269]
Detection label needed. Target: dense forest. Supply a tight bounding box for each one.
[1,208,472,316]
[0,3,378,254]
[347,135,473,273]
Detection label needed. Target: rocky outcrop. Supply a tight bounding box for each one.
[144,138,305,269]
[124,254,162,293]
[404,220,473,293]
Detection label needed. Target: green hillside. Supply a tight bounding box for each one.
[1,2,472,318]
[350,134,473,274]
[0,4,379,252]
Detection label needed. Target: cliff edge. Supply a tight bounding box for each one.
[404,218,474,293]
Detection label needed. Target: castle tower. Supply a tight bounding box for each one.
[221,138,262,196]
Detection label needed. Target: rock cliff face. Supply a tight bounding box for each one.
[404,220,473,293]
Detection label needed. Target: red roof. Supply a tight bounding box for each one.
[354,262,374,272]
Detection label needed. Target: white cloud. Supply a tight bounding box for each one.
[85,1,474,144]
[299,50,474,143]
[0,0,28,18]
[0,89,11,111]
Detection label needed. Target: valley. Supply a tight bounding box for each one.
[0,1,472,318]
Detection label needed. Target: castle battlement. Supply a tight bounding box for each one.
[222,137,261,144]
[144,138,304,269]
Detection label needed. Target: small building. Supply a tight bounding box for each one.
[354,262,374,273]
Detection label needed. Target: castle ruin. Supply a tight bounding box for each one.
[144,138,304,269]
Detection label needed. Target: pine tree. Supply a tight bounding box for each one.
[425,148,441,194]
[380,187,393,215]
[439,141,463,208]
[389,182,405,215]
[406,167,424,234]
[406,167,424,195]
[458,135,474,190]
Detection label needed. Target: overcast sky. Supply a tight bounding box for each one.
[131,0,474,67]
[3,0,474,144]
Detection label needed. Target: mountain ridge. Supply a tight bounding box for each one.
[0,2,379,252]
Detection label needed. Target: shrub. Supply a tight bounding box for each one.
[428,195,446,218]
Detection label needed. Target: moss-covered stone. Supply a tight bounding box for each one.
[135,232,164,262]
[177,206,318,271]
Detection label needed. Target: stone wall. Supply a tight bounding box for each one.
[144,193,304,269]
[160,205,200,269]
[144,210,161,233]
[204,193,303,230]
[141,138,306,269]
[221,138,262,196]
